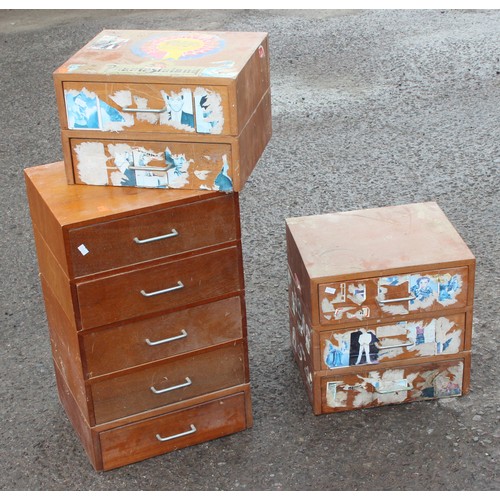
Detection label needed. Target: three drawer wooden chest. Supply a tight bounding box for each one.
[53,29,271,192]
[25,161,252,470]
[286,202,475,414]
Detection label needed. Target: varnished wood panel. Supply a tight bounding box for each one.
[91,341,247,424]
[82,295,244,378]
[76,245,242,330]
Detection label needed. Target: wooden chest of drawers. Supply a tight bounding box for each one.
[286,202,475,414]
[24,161,252,470]
[53,29,272,192]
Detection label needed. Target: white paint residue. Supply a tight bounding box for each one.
[436,317,461,354]
[77,244,89,256]
[194,170,210,180]
[75,142,109,185]
[199,184,211,190]
[110,90,132,107]
[322,297,335,314]
[134,96,158,124]
[351,381,373,408]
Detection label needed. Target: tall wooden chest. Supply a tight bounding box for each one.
[286,202,475,414]
[25,161,252,470]
[53,29,271,192]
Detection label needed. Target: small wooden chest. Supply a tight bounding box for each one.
[53,29,272,191]
[286,202,475,414]
[25,161,252,470]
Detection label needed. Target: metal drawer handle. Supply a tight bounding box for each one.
[134,229,179,245]
[129,165,169,172]
[375,382,412,394]
[156,424,197,442]
[146,329,188,346]
[151,376,192,395]
[141,281,184,297]
[378,341,415,350]
[377,294,415,304]
[122,106,169,113]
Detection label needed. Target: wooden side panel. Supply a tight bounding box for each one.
[76,246,242,330]
[82,295,244,378]
[41,277,90,421]
[233,89,272,191]
[99,391,250,471]
[90,341,247,424]
[24,168,70,275]
[33,227,78,329]
[54,363,103,471]
[235,34,270,133]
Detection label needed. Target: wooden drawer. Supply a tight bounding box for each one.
[62,82,231,136]
[319,266,469,326]
[320,355,469,413]
[68,194,238,277]
[76,245,242,330]
[99,391,249,471]
[91,341,246,424]
[68,138,234,191]
[82,296,244,378]
[320,313,466,370]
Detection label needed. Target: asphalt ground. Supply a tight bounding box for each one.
[0,8,498,491]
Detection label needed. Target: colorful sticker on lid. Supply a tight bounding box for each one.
[131,32,226,61]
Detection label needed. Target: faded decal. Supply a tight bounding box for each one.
[66,88,133,132]
[200,60,238,78]
[214,155,233,192]
[437,273,463,306]
[409,272,463,310]
[415,363,463,399]
[348,283,366,305]
[89,35,128,50]
[164,148,193,188]
[160,89,195,131]
[194,88,224,134]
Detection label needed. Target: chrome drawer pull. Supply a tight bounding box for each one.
[156,424,197,442]
[141,281,184,297]
[375,383,412,394]
[129,165,169,172]
[378,341,415,350]
[151,376,192,394]
[377,294,415,304]
[122,106,169,113]
[146,329,188,346]
[134,229,179,244]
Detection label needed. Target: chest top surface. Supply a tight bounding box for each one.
[24,161,225,227]
[54,29,268,81]
[286,202,475,279]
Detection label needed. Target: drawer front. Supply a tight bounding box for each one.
[63,82,231,135]
[76,246,242,330]
[82,296,244,378]
[91,341,246,424]
[68,194,238,277]
[70,139,234,191]
[99,392,248,471]
[320,313,466,370]
[319,266,468,325]
[321,357,465,413]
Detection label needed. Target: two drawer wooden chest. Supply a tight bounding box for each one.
[53,29,271,192]
[25,161,252,470]
[286,202,475,414]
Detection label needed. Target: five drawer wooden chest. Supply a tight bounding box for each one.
[286,202,475,414]
[53,29,271,192]
[25,161,252,470]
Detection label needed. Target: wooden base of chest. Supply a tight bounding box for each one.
[54,363,252,471]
